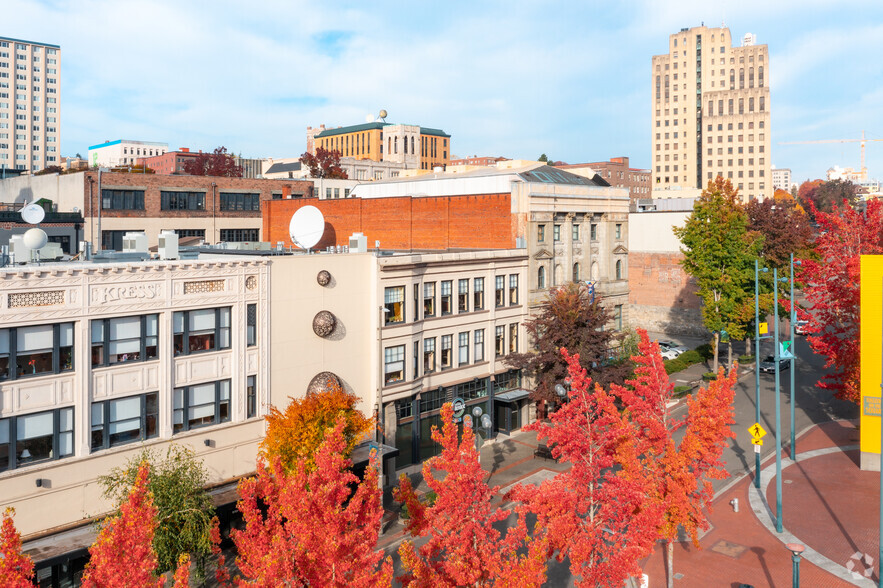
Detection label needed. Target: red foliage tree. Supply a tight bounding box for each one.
[232,417,392,587]
[394,403,548,587]
[81,462,192,588]
[0,508,34,587]
[182,146,243,177]
[745,193,812,270]
[615,330,736,587]
[507,351,663,587]
[794,199,883,403]
[299,147,348,179]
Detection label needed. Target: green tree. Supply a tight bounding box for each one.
[98,445,215,578]
[538,154,549,163]
[673,177,761,371]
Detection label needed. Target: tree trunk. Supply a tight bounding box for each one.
[727,341,733,370]
[746,336,751,357]
[666,539,674,588]
[712,332,719,374]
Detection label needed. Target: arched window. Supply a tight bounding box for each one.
[554,264,563,286]
[615,260,623,280]
[537,267,546,289]
[394,136,398,154]
[572,263,580,283]
[403,136,407,154]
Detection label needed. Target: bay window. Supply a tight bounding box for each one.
[423,283,435,318]
[440,281,452,315]
[384,286,405,324]
[384,345,405,385]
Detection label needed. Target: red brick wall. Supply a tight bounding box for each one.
[264,193,514,250]
[82,172,313,220]
[628,251,700,309]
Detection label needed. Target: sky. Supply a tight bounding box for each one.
[9,0,883,184]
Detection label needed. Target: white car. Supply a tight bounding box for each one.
[658,340,688,357]
[660,347,680,361]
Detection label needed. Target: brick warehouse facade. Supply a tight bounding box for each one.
[263,193,515,251]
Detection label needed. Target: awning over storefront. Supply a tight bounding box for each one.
[494,388,531,403]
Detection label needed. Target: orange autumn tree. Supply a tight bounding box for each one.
[233,417,392,586]
[615,330,736,588]
[81,462,190,588]
[0,508,34,588]
[261,380,373,472]
[394,402,548,587]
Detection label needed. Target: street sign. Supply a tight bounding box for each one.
[759,322,768,335]
[780,341,794,359]
[748,423,767,440]
[754,444,761,454]
[452,397,466,420]
[751,438,763,446]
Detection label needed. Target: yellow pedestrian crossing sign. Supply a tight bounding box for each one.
[752,438,763,446]
[749,423,767,440]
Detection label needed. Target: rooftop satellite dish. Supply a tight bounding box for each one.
[365,114,375,123]
[21,203,45,224]
[289,205,325,250]
[23,227,48,250]
[379,109,388,120]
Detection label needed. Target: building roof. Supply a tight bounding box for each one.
[0,36,60,49]
[88,140,169,151]
[518,166,610,187]
[314,122,451,139]
[265,161,303,174]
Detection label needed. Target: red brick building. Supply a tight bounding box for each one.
[557,157,651,202]
[136,148,202,175]
[263,194,514,251]
[449,155,509,167]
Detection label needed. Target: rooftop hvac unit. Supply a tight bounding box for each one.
[9,235,29,264]
[348,232,368,253]
[122,232,149,254]
[158,230,179,260]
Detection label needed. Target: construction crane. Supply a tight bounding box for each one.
[778,130,883,181]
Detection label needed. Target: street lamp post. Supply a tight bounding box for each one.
[470,405,492,465]
[754,260,769,489]
[786,543,805,587]
[774,269,786,533]
[789,253,802,461]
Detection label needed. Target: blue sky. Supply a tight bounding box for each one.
[10,0,883,183]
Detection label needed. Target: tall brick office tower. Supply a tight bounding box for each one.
[651,26,771,201]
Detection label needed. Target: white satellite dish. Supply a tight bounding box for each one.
[23,227,48,250]
[289,205,325,250]
[21,203,46,224]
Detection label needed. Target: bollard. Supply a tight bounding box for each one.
[730,498,739,513]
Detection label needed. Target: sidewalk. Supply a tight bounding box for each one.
[641,419,875,587]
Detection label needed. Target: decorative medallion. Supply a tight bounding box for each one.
[312,310,337,337]
[307,371,341,394]
[245,275,257,290]
[317,270,331,286]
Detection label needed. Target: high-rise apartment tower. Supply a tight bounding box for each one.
[652,26,771,201]
[0,36,60,173]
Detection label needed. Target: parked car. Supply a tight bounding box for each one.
[795,320,810,335]
[760,355,790,373]
[658,340,689,356]
[660,347,680,361]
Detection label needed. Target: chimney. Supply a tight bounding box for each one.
[180,147,189,153]
[282,185,292,199]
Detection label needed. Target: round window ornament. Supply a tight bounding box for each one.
[307,371,341,394]
[245,275,257,290]
[312,310,337,337]
[317,270,331,286]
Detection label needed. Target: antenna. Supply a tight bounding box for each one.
[288,205,325,251]
[20,202,48,264]
[21,203,46,224]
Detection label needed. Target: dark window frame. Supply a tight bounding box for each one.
[160,190,206,211]
[91,392,158,452]
[219,228,260,242]
[173,379,232,434]
[247,375,257,419]
[0,407,74,472]
[440,281,453,316]
[173,308,231,356]
[101,189,145,210]
[246,304,257,346]
[219,192,261,211]
[473,278,484,311]
[91,314,159,368]
[0,323,74,382]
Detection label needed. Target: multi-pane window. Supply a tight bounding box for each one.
[458,332,469,366]
[0,407,73,472]
[473,278,484,311]
[91,315,158,367]
[219,228,260,242]
[590,224,598,240]
[440,281,452,315]
[384,345,405,385]
[424,338,436,373]
[509,324,519,353]
[509,275,518,305]
[102,189,145,210]
[538,267,546,289]
[495,326,505,357]
[91,392,158,451]
[615,224,622,239]
[616,260,624,280]
[173,380,231,433]
[384,286,405,324]
[553,224,561,241]
[423,283,435,318]
[458,279,469,313]
[173,308,231,356]
[219,192,261,211]
[495,276,505,307]
[175,229,206,239]
[572,224,580,241]
[614,305,623,331]
[0,323,74,381]
[247,375,257,418]
[161,191,205,210]
[474,329,485,362]
[537,224,545,242]
[441,335,452,369]
[247,304,257,346]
